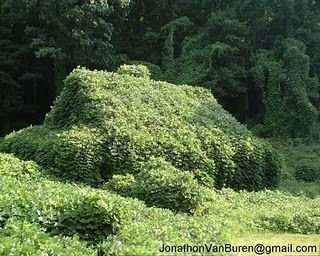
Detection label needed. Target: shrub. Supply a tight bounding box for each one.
[0,126,57,166]
[294,159,320,182]
[1,66,281,190]
[106,157,206,213]
[250,124,271,138]
[0,154,319,255]
[0,219,95,256]
[0,153,41,178]
[0,154,98,254]
[47,192,218,253]
[117,64,150,78]
[261,212,320,234]
[126,60,162,80]
[52,126,105,185]
[0,154,223,255]
[46,199,113,245]
[0,125,105,185]
[87,193,222,256]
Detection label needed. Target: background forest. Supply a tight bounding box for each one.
[1,1,320,255]
[2,0,320,138]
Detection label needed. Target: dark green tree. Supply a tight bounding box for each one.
[251,51,286,136]
[282,39,318,137]
[25,0,131,90]
[0,0,131,134]
[0,0,52,135]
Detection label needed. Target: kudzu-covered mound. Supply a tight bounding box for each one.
[105,157,212,213]
[0,153,223,255]
[0,65,280,190]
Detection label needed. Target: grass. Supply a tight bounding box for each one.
[227,138,320,255]
[154,133,320,255]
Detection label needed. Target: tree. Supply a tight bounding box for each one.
[25,0,130,90]
[0,0,52,135]
[282,39,318,137]
[0,0,131,135]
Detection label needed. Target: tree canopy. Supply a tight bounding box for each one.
[1,0,320,138]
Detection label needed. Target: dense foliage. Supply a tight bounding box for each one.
[114,0,320,138]
[294,159,320,182]
[0,0,131,134]
[0,153,318,255]
[1,66,280,191]
[105,157,208,213]
[2,1,320,138]
[0,153,223,255]
[1,2,320,254]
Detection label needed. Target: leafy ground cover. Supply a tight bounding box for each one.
[0,66,319,255]
[0,153,319,255]
[0,153,223,255]
[0,65,280,191]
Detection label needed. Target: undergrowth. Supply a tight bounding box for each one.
[0,153,318,255]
